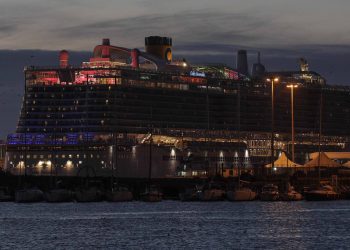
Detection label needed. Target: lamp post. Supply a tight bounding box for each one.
[287,84,298,163]
[266,77,279,173]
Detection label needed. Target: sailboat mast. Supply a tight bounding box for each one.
[206,81,210,176]
[317,88,323,185]
[237,82,241,187]
[111,76,117,191]
[148,106,153,188]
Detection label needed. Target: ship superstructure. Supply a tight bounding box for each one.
[4,37,350,178]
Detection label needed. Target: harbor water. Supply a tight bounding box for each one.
[1,201,350,249]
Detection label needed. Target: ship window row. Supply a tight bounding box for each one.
[18,115,350,128]
[13,154,102,160]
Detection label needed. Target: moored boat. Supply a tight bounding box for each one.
[304,185,339,201]
[280,185,303,201]
[179,187,200,201]
[338,185,350,199]
[140,186,162,202]
[198,188,226,201]
[0,188,13,202]
[45,189,72,202]
[106,187,133,202]
[15,188,44,203]
[75,188,103,202]
[227,187,256,201]
[260,184,279,201]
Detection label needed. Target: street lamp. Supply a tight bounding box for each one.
[266,77,279,172]
[287,84,298,163]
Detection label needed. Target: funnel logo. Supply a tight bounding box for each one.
[165,48,172,62]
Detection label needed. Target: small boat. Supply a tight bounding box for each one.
[15,188,44,203]
[280,185,303,201]
[304,185,339,201]
[197,181,226,201]
[227,187,256,201]
[75,188,103,202]
[198,188,226,201]
[45,189,72,202]
[338,185,350,199]
[106,187,133,202]
[0,188,13,202]
[141,186,162,202]
[179,187,200,201]
[260,184,279,201]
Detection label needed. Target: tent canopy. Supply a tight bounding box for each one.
[303,152,341,168]
[265,152,301,168]
[309,151,350,160]
[342,161,350,168]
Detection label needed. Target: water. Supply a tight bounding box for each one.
[1,201,350,249]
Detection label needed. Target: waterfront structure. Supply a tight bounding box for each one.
[4,36,350,178]
[0,140,6,171]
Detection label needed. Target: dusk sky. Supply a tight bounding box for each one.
[1,0,350,138]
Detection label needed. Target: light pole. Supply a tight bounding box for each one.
[287,84,298,163]
[266,77,279,173]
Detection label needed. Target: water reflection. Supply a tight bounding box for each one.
[1,201,350,249]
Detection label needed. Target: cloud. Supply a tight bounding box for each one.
[0,24,17,33]
[56,10,270,48]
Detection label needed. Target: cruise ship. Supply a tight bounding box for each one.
[4,36,350,178]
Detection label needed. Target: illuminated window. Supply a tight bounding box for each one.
[219,151,224,162]
[170,148,176,160]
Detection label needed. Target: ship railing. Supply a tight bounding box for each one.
[6,133,118,146]
[24,65,253,84]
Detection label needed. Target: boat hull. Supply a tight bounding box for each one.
[75,189,103,202]
[227,189,256,201]
[198,189,226,201]
[0,190,13,202]
[45,189,72,202]
[141,191,162,202]
[280,192,303,201]
[106,191,133,202]
[260,193,279,201]
[304,192,339,201]
[15,189,44,203]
